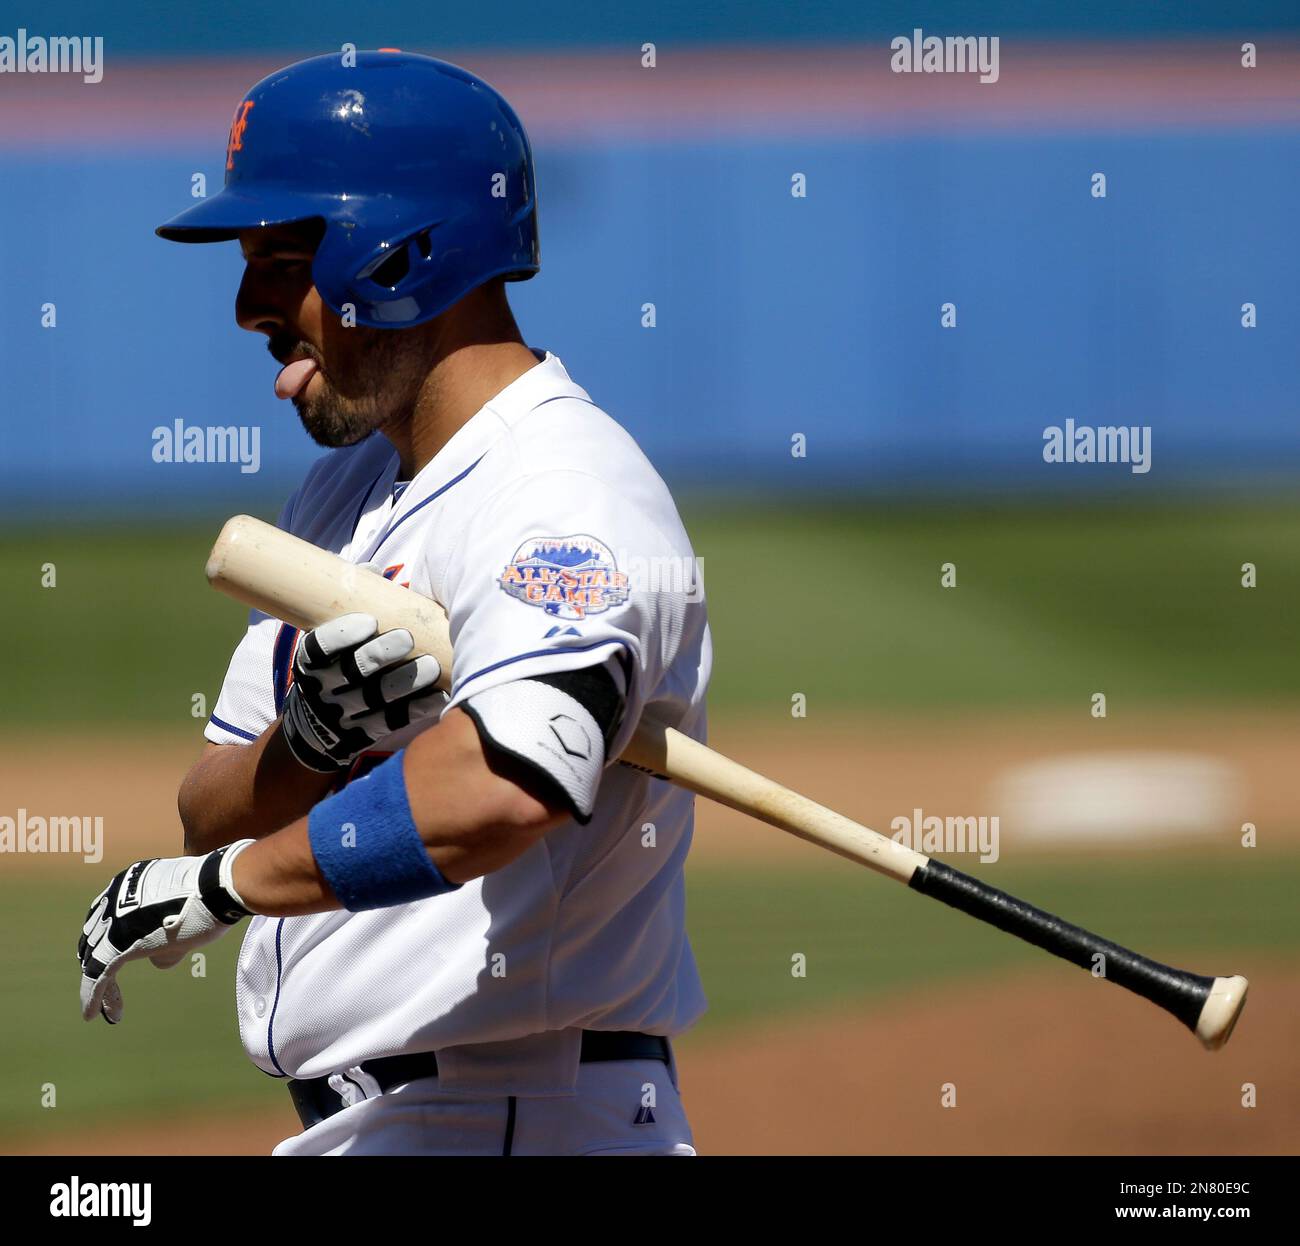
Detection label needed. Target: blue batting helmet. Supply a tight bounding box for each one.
[157,50,539,328]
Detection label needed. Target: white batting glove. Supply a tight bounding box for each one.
[281,612,444,773]
[77,841,254,1024]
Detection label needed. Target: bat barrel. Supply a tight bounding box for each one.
[909,860,1248,1050]
[206,514,455,691]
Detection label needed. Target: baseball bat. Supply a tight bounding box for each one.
[206,514,1249,1051]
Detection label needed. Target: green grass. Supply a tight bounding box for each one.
[0,879,282,1138]
[4,499,1299,728]
[691,498,1300,713]
[3,851,1296,1139]
[1,525,252,729]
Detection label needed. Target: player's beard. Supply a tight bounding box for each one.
[291,327,430,449]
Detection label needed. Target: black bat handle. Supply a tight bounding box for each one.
[908,859,1229,1037]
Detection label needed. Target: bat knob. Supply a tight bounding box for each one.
[1194,974,1249,1051]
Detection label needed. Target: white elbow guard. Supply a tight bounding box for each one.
[460,661,626,824]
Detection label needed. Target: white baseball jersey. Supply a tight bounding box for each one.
[205,351,711,1093]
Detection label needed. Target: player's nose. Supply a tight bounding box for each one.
[235,267,289,336]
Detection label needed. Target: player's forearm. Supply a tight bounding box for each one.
[178,722,337,856]
[226,817,339,915]
[230,710,566,916]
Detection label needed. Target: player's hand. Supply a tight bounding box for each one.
[77,841,254,1024]
[281,612,444,772]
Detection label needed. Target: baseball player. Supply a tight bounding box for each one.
[75,51,710,1156]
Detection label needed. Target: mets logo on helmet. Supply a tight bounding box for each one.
[226,100,255,171]
[499,535,629,620]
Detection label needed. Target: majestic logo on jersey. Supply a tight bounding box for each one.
[226,100,255,171]
[499,535,629,620]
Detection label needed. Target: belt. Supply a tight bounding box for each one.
[287,1030,672,1131]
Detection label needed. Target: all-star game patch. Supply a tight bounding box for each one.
[499,535,630,620]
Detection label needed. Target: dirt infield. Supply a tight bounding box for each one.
[675,966,1299,1155]
[12,965,1295,1156]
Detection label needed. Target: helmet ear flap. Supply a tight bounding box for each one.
[358,228,435,292]
[312,220,440,327]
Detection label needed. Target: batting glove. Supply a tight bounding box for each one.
[281,612,444,773]
[77,840,255,1024]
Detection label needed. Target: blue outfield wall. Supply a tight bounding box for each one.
[2,128,1297,514]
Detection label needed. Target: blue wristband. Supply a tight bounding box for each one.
[307,750,460,912]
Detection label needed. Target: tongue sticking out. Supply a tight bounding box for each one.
[274,358,319,400]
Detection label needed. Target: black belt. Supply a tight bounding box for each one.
[287,1030,672,1131]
